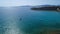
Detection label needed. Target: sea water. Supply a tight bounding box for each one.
[0,7,60,34]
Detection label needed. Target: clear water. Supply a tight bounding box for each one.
[0,7,60,34]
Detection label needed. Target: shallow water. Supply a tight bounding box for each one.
[0,7,60,34]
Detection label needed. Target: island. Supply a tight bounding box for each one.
[31,5,60,11]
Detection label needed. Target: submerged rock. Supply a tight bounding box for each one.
[20,18,22,21]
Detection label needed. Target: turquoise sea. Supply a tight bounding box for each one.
[0,7,60,34]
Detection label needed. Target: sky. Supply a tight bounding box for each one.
[0,0,60,6]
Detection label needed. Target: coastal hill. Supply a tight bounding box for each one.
[31,5,60,11]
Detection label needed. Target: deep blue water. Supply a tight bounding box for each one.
[0,7,60,34]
